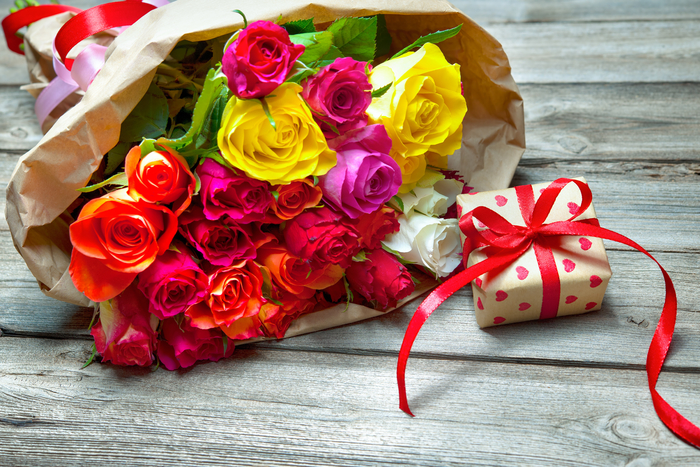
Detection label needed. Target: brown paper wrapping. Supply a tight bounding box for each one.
[6,0,524,339]
[456,179,612,328]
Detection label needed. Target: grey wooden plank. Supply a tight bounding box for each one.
[452,0,700,24]
[489,20,700,83]
[2,246,699,372]
[0,337,698,466]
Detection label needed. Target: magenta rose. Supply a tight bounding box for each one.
[346,248,415,310]
[179,204,257,266]
[302,57,372,138]
[222,20,305,99]
[196,158,272,222]
[157,317,234,371]
[90,283,158,367]
[136,246,208,320]
[283,206,361,268]
[318,125,401,219]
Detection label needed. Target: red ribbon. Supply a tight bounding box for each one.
[397,178,700,449]
[54,0,156,71]
[2,4,82,55]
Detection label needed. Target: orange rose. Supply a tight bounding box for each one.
[186,260,267,334]
[257,240,344,299]
[69,189,177,302]
[125,146,195,215]
[267,178,323,222]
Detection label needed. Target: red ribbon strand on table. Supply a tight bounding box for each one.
[397,178,700,449]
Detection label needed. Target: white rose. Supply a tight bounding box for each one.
[382,211,462,278]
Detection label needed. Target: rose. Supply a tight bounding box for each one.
[69,189,177,302]
[157,317,234,371]
[346,248,415,310]
[354,205,400,250]
[366,43,467,192]
[196,158,273,222]
[258,288,317,339]
[90,283,158,367]
[266,178,323,222]
[394,177,464,217]
[125,146,196,216]
[179,204,273,266]
[257,240,344,299]
[222,20,305,99]
[283,206,361,268]
[318,125,402,219]
[382,210,462,278]
[186,260,266,332]
[301,57,372,138]
[218,83,336,184]
[136,246,208,320]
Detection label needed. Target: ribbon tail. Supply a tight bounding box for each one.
[540,222,700,448]
[398,249,525,416]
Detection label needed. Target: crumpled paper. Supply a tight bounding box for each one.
[6,0,525,339]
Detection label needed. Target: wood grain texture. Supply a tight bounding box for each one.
[0,337,699,467]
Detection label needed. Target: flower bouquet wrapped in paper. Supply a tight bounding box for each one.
[6,0,525,369]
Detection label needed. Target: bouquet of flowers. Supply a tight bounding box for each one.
[6,0,525,370]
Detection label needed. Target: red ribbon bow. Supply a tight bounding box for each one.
[397,178,700,449]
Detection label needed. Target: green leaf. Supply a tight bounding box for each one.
[291,31,334,66]
[120,82,169,142]
[374,14,392,58]
[260,97,277,131]
[391,24,462,60]
[77,172,128,193]
[283,18,316,35]
[327,16,377,62]
[371,82,392,99]
[81,344,97,369]
[104,141,131,176]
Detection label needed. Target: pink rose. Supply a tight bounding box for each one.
[196,158,273,223]
[157,317,234,370]
[136,246,208,320]
[346,249,415,310]
[283,206,361,268]
[90,283,158,367]
[318,125,401,219]
[302,57,372,138]
[222,20,305,99]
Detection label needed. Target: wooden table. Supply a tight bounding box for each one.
[2,1,699,465]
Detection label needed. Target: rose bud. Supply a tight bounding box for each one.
[125,146,195,216]
[196,158,273,223]
[90,283,158,367]
[318,125,402,219]
[222,20,305,99]
[136,245,209,320]
[302,57,373,138]
[346,248,415,310]
[69,189,177,302]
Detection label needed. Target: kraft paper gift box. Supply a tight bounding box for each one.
[455,178,612,328]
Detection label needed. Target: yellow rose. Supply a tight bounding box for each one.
[218,83,336,184]
[367,43,467,192]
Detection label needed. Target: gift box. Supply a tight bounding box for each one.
[455,178,612,328]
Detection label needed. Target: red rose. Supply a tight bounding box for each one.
[346,249,415,310]
[283,207,361,268]
[186,260,267,330]
[125,146,196,216]
[69,188,177,302]
[266,178,323,222]
[157,317,234,370]
[90,283,158,367]
[222,20,305,99]
[354,205,400,250]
